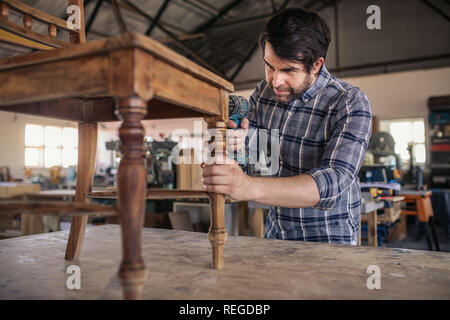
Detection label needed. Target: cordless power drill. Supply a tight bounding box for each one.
[228,95,249,167]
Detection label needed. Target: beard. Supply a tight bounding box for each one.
[269,74,314,103]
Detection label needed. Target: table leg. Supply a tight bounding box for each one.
[253,208,264,238]
[65,122,97,260]
[117,96,148,299]
[207,121,227,269]
[238,201,250,236]
[367,210,378,247]
[358,220,361,246]
[429,217,441,251]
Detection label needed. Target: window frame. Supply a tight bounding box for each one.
[24,124,78,168]
[378,117,427,170]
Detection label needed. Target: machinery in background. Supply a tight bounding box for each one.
[360,132,403,247]
[0,166,13,182]
[144,137,177,188]
[105,137,177,188]
[49,166,62,185]
[360,132,401,196]
[402,143,424,190]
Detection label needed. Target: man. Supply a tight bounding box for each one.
[201,8,372,245]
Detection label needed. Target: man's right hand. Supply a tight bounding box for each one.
[226,118,249,151]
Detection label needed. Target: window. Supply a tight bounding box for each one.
[25,124,78,168]
[379,118,426,169]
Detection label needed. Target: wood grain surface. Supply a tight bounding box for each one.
[0,225,449,299]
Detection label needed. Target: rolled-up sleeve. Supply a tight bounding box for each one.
[306,89,372,210]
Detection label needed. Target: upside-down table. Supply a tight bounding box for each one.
[0,32,234,299]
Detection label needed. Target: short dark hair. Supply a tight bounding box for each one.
[259,8,331,73]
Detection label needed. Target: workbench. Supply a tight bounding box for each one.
[360,197,406,247]
[0,225,449,299]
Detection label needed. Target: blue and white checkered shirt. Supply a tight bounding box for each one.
[233,64,372,245]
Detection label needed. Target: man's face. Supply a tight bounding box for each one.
[264,42,315,103]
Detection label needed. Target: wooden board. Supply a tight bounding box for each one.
[0,182,40,198]
[0,225,449,299]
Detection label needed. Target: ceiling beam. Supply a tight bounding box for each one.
[121,0,223,75]
[420,0,450,23]
[210,0,317,30]
[111,0,188,35]
[230,41,259,81]
[188,0,222,15]
[111,0,127,33]
[89,28,109,37]
[205,31,225,76]
[230,0,291,81]
[86,0,103,34]
[270,0,277,13]
[192,0,247,33]
[160,32,205,43]
[178,0,219,17]
[145,0,171,36]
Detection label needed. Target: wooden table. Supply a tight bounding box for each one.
[0,182,40,199]
[360,197,406,247]
[26,189,76,201]
[0,225,449,299]
[0,32,234,299]
[0,182,41,237]
[360,200,385,246]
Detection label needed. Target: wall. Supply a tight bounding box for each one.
[342,67,450,120]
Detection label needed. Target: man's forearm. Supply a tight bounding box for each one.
[249,174,320,208]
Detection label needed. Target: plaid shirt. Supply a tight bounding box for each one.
[232,64,372,245]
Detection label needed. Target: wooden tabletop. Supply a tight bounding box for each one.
[361,200,384,213]
[0,182,40,198]
[399,190,433,197]
[0,225,449,299]
[0,32,234,122]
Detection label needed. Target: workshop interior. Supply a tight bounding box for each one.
[0,0,449,301]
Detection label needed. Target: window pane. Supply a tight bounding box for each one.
[25,148,39,166]
[415,144,426,163]
[395,142,410,162]
[63,127,77,148]
[390,122,413,144]
[25,124,43,147]
[44,147,61,168]
[63,147,78,168]
[45,126,62,147]
[413,121,425,143]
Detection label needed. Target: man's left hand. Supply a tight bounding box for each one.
[201,157,254,201]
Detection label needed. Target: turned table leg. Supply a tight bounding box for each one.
[65,121,98,260]
[117,96,148,299]
[207,121,227,269]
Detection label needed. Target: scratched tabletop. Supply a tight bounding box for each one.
[0,224,449,299]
